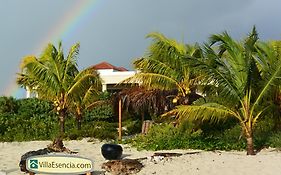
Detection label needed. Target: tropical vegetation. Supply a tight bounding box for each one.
[125,32,202,105]
[0,27,280,156]
[165,27,281,155]
[0,96,122,141]
[125,27,281,155]
[17,42,102,136]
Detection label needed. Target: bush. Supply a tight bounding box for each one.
[0,96,18,114]
[128,122,246,151]
[0,98,58,141]
[129,123,191,150]
[0,114,58,141]
[122,119,142,136]
[267,131,281,148]
[0,97,120,142]
[127,116,281,151]
[2,95,281,149]
[84,104,114,122]
[65,121,118,141]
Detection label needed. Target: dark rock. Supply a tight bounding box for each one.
[101,144,123,160]
[153,152,183,157]
[102,159,143,175]
[19,148,51,173]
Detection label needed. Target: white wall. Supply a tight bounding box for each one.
[97,69,136,91]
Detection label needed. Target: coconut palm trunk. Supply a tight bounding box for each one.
[59,109,67,134]
[73,106,82,130]
[76,115,82,130]
[243,123,255,155]
[246,134,255,155]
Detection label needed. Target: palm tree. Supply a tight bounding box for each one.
[67,67,102,130]
[167,27,281,155]
[17,42,102,135]
[70,68,105,130]
[265,40,281,129]
[125,32,203,105]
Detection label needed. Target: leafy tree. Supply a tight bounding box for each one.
[124,32,202,106]
[17,42,102,135]
[167,27,281,155]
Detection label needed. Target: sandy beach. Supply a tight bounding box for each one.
[0,138,281,175]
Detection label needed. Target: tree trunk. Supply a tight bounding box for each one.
[59,116,65,135]
[76,107,82,130]
[59,110,66,135]
[76,117,82,130]
[246,136,255,155]
[245,128,255,155]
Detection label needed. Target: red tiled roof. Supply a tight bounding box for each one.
[91,61,128,71]
[116,67,128,71]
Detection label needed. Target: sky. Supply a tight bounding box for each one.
[1,0,281,98]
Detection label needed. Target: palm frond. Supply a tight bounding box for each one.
[68,72,101,101]
[252,44,281,111]
[122,72,184,93]
[64,43,80,78]
[134,57,181,78]
[145,32,187,69]
[191,51,241,102]
[164,103,241,123]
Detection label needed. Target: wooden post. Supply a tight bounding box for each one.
[118,99,122,141]
[142,120,153,134]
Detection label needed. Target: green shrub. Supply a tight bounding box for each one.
[0,112,58,141]
[16,98,54,115]
[267,131,281,148]
[129,123,191,150]
[2,95,281,148]
[65,121,118,141]
[0,96,18,114]
[0,97,120,142]
[128,122,246,151]
[84,104,114,122]
[128,117,281,151]
[0,98,58,141]
[122,119,142,136]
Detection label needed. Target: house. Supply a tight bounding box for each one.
[91,62,136,93]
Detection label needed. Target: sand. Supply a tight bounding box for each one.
[0,138,281,175]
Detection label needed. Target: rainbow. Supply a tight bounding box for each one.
[5,0,105,98]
